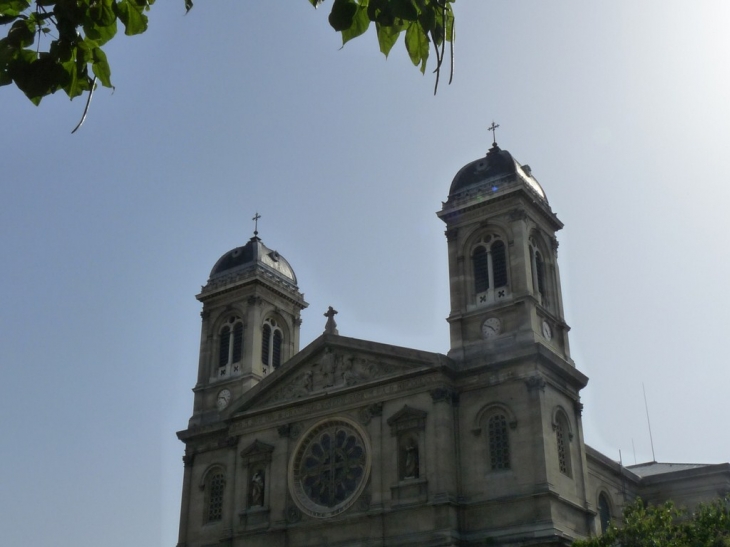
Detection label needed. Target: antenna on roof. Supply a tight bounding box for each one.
[632,438,637,465]
[643,383,657,462]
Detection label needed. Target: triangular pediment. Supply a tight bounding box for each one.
[225,334,451,416]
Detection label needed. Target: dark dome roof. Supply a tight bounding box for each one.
[449,144,547,203]
[209,236,297,284]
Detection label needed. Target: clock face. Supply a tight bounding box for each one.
[216,389,231,411]
[482,317,502,339]
[541,320,552,341]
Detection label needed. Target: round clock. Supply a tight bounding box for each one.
[482,317,502,339]
[216,389,231,411]
[541,320,552,341]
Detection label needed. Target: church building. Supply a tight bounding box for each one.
[176,139,730,547]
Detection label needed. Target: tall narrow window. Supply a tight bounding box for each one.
[262,318,284,371]
[272,330,282,369]
[261,324,271,366]
[535,250,546,298]
[206,472,226,523]
[598,493,611,534]
[218,326,230,368]
[488,414,510,470]
[491,240,507,288]
[473,246,489,293]
[232,322,243,363]
[555,412,572,477]
[217,317,243,374]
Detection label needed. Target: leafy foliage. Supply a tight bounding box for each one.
[0,0,454,108]
[573,497,730,547]
[312,0,455,92]
[0,0,155,104]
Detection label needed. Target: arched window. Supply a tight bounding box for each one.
[555,411,572,477]
[529,237,550,307]
[205,471,226,523]
[471,234,509,305]
[217,316,243,377]
[261,318,284,372]
[488,414,510,470]
[598,493,612,534]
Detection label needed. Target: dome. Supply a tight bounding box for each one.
[208,236,297,285]
[448,144,547,203]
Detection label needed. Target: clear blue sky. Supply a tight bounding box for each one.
[2,2,729,545]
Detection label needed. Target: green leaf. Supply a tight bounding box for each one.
[84,19,117,45]
[91,45,111,87]
[404,19,428,71]
[341,1,370,45]
[308,0,324,7]
[328,0,357,32]
[367,0,394,26]
[114,0,148,35]
[391,0,417,21]
[0,0,30,18]
[89,0,116,27]
[376,21,401,57]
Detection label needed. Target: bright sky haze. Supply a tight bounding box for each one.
[2,2,729,546]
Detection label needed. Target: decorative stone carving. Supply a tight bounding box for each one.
[249,470,265,507]
[445,228,458,241]
[247,295,262,306]
[525,375,547,392]
[217,436,237,448]
[261,353,414,407]
[358,402,384,425]
[182,453,195,467]
[574,400,584,416]
[387,405,427,435]
[239,440,274,466]
[508,208,527,222]
[430,387,458,405]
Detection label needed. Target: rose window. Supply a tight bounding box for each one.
[289,418,371,518]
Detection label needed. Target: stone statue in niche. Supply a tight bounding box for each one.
[250,470,264,507]
[403,439,419,480]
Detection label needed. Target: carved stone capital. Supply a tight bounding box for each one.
[508,208,527,222]
[217,436,237,448]
[525,375,546,392]
[574,401,584,416]
[247,295,262,306]
[182,453,195,467]
[359,402,384,425]
[430,387,458,405]
[445,228,459,242]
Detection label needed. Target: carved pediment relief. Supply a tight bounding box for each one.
[240,439,274,465]
[256,348,420,408]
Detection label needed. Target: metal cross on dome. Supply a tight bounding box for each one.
[488,121,500,146]
[252,212,261,237]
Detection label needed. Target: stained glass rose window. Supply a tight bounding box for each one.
[289,418,371,518]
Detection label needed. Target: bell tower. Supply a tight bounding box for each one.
[437,135,571,365]
[188,223,308,427]
[438,135,593,542]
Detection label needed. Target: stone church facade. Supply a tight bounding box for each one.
[176,142,729,547]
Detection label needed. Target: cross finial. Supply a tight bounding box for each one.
[324,306,339,335]
[488,121,500,146]
[252,212,261,237]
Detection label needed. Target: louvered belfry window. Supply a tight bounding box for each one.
[272,330,282,369]
[261,324,271,365]
[232,322,243,363]
[535,251,546,298]
[491,240,507,287]
[218,326,230,368]
[488,414,510,470]
[473,246,489,293]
